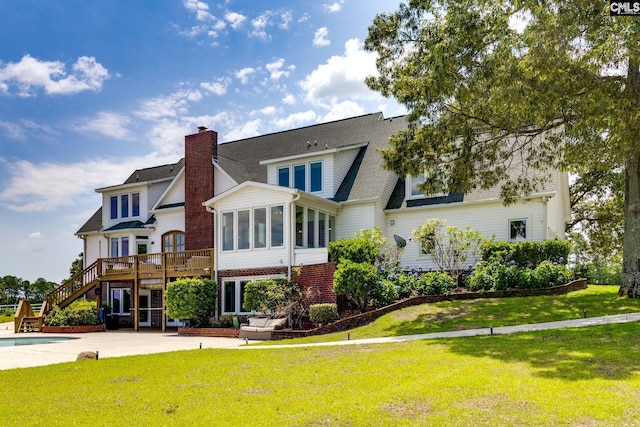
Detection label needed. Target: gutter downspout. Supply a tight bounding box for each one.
[289,192,301,282]
[205,205,219,321]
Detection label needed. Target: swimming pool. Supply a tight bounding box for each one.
[0,336,79,347]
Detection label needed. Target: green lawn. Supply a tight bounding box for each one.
[1,285,640,425]
[0,313,13,323]
[2,322,640,426]
[277,285,640,345]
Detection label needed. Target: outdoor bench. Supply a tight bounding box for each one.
[239,317,287,340]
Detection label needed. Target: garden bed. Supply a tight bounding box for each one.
[42,324,106,333]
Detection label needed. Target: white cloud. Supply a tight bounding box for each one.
[321,100,365,122]
[300,38,378,104]
[183,0,216,21]
[0,157,151,212]
[0,55,109,97]
[0,121,26,140]
[282,94,296,105]
[225,11,246,29]
[298,13,310,23]
[135,89,202,121]
[224,119,261,141]
[72,112,132,139]
[279,11,292,29]
[324,1,344,13]
[250,13,272,39]
[29,232,43,239]
[235,67,256,84]
[266,58,291,80]
[273,110,317,129]
[177,24,209,38]
[313,27,330,47]
[200,77,231,95]
[252,106,277,116]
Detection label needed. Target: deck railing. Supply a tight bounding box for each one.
[98,248,214,279]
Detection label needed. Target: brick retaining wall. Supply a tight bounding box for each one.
[178,327,239,338]
[271,278,588,340]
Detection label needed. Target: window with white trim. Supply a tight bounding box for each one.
[294,204,335,248]
[509,219,527,242]
[111,288,131,315]
[109,192,141,220]
[221,205,285,252]
[222,276,284,314]
[276,161,323,193]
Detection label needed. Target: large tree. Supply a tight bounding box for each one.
[365,1,640,296]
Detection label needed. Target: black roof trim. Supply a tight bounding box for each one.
[104,221,146,231]
[331,146,367,202]
[407,192,464,207]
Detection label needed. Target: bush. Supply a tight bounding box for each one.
[481,240,571,268]
[334,259,393,311]
[1,307,14,317]
[166,277,217,327]
[465,260,574,291]
[393,272,456,298]
[243,279,289,313]
[309,303,339,325]
[45,300,100,326]
[328,237,379,264]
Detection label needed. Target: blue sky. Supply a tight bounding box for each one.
[0,0,405,283]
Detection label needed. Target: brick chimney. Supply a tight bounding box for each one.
[185,126,217,250]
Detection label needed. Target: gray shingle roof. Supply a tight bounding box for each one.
[123,158,184,184]
[76,207,102,234]
[217,112,408,202]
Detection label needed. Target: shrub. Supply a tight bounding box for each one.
[243,279,289,313]
[481,240,571,268]
[393,272,456,298]
[166,277,217,327]
[45,300,100,326]
[334,259,390,311]
[1,307,14,317]
[218,314,234,328]
[328,237,379,264]
[309,303,339,325]
[528,261,574,288]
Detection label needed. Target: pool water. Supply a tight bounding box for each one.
[0,336,79,347]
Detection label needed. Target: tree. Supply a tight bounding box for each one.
[412,218,485,281]
[68,253,84,279]
[31,278,58,303]
[365,1,640,296]
[2,276,22,304]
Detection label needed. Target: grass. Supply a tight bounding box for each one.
[0,314,13,323]
[2,285,640,425]
[275,285,640,345]
[2,322,640,425]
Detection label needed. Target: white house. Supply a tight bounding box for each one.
[74,112,570,329]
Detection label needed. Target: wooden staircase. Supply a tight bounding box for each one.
[15,262,100,333]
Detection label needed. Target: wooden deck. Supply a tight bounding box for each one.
[98,249,214,282]
[22,249,217,333]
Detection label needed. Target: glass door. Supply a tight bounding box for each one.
[138,290,151,327]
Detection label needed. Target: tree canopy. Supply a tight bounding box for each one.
[365,1,640,296]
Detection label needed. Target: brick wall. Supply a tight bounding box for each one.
[185,128,217,250]
[296,263,337,307]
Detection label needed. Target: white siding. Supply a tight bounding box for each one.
[83,235,103,267]
[333,149,359,194]
[159,175,184,206]
[151,209,185,252]
[267,153,336,199]
[386,199,548,271]
[148,181,171,210]
[545,172,569,240]
[294,248,329,266]
[337,203,376,239]
[215,187,293,270]
[214,169,236,196]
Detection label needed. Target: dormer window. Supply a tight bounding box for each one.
[407,168,448,199]
[277,161,323,193]
[109,192,141,220]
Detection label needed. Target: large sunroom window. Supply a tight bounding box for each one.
[222,205,285,252]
